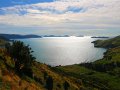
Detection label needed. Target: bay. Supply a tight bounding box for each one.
[19,36,106,66]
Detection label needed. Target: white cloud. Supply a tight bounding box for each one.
[0,0,120,30]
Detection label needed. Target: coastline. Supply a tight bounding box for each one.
[0,35,120,90]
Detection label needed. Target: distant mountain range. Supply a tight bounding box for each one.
[0,34,42,39]
[0,35,9,41]
[91,36,109,38]
[0,33,111,40]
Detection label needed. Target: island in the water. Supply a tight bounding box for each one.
[91,36,109,38]
[0,34,42,39]
[0,35,120,90]
[0,34,84,39]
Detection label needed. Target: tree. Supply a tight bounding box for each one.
[63,81,70,90]
[5,43,11,54]
[46,76,53,90]
[5,41,35,74]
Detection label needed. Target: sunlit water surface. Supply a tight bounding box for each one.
[19,36,106,66]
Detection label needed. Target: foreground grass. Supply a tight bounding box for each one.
[0,48,83,90]
[55,64,120,90]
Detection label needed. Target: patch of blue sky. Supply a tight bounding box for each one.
[31,6,87,14]
[66,6,86,13]
[0,8,6,15]
[18,10,28,16]
[0,8,27,15]
[0,0,54,8]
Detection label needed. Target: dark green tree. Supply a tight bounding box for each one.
[5,41,35,74]
[5,43,11,54]
[63,81,70,90]
[43,72,48,80]
[46,76,53,90]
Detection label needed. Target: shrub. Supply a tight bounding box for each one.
[5,41,35,75]
[46,76,53,90]
[63,81,70,90]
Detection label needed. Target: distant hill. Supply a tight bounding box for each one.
[0,36,9,46]
[0,36,9,41]
[93,35,120,48]
[0,35,120,90]
[0,46,82,90]
[0,34,42,39]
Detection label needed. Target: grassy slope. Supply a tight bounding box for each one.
[55,35,120,90]
[93,35,120,48]
[0,48,84,90]
[0,36,84,90]
[0,35,120,90]
[0,36,9,46]
[0,48,44,90]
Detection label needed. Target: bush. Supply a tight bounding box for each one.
[46,76,53,90]
[63,81,70,90]
[5,41,35,75]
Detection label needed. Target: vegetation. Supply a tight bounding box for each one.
[0,38,81,90]
[63,81,70,90]
[54,35,120,90]
[0,36,8,46]
[5,41,35,76]
[0,35,120,90]
[93,35,120,48]
[45,76,53,90]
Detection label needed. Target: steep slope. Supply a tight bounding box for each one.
[93,35,120,48]
[0,35,120,90]
[55,35,120,90]
[0,36,9,46]
[0,48,44,90]
[0,48,83,90]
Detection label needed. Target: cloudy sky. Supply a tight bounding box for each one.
[0,0,120,36]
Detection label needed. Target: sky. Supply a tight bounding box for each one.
[0,0,120,36]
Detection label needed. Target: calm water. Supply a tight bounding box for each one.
[19,36,106,66]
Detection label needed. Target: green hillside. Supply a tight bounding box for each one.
[0,48,83,90]
[55,35,120,90]
[0,38,83,90]
[93,35,120,48]
[0,36,9,46]
[0,35,120,90]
